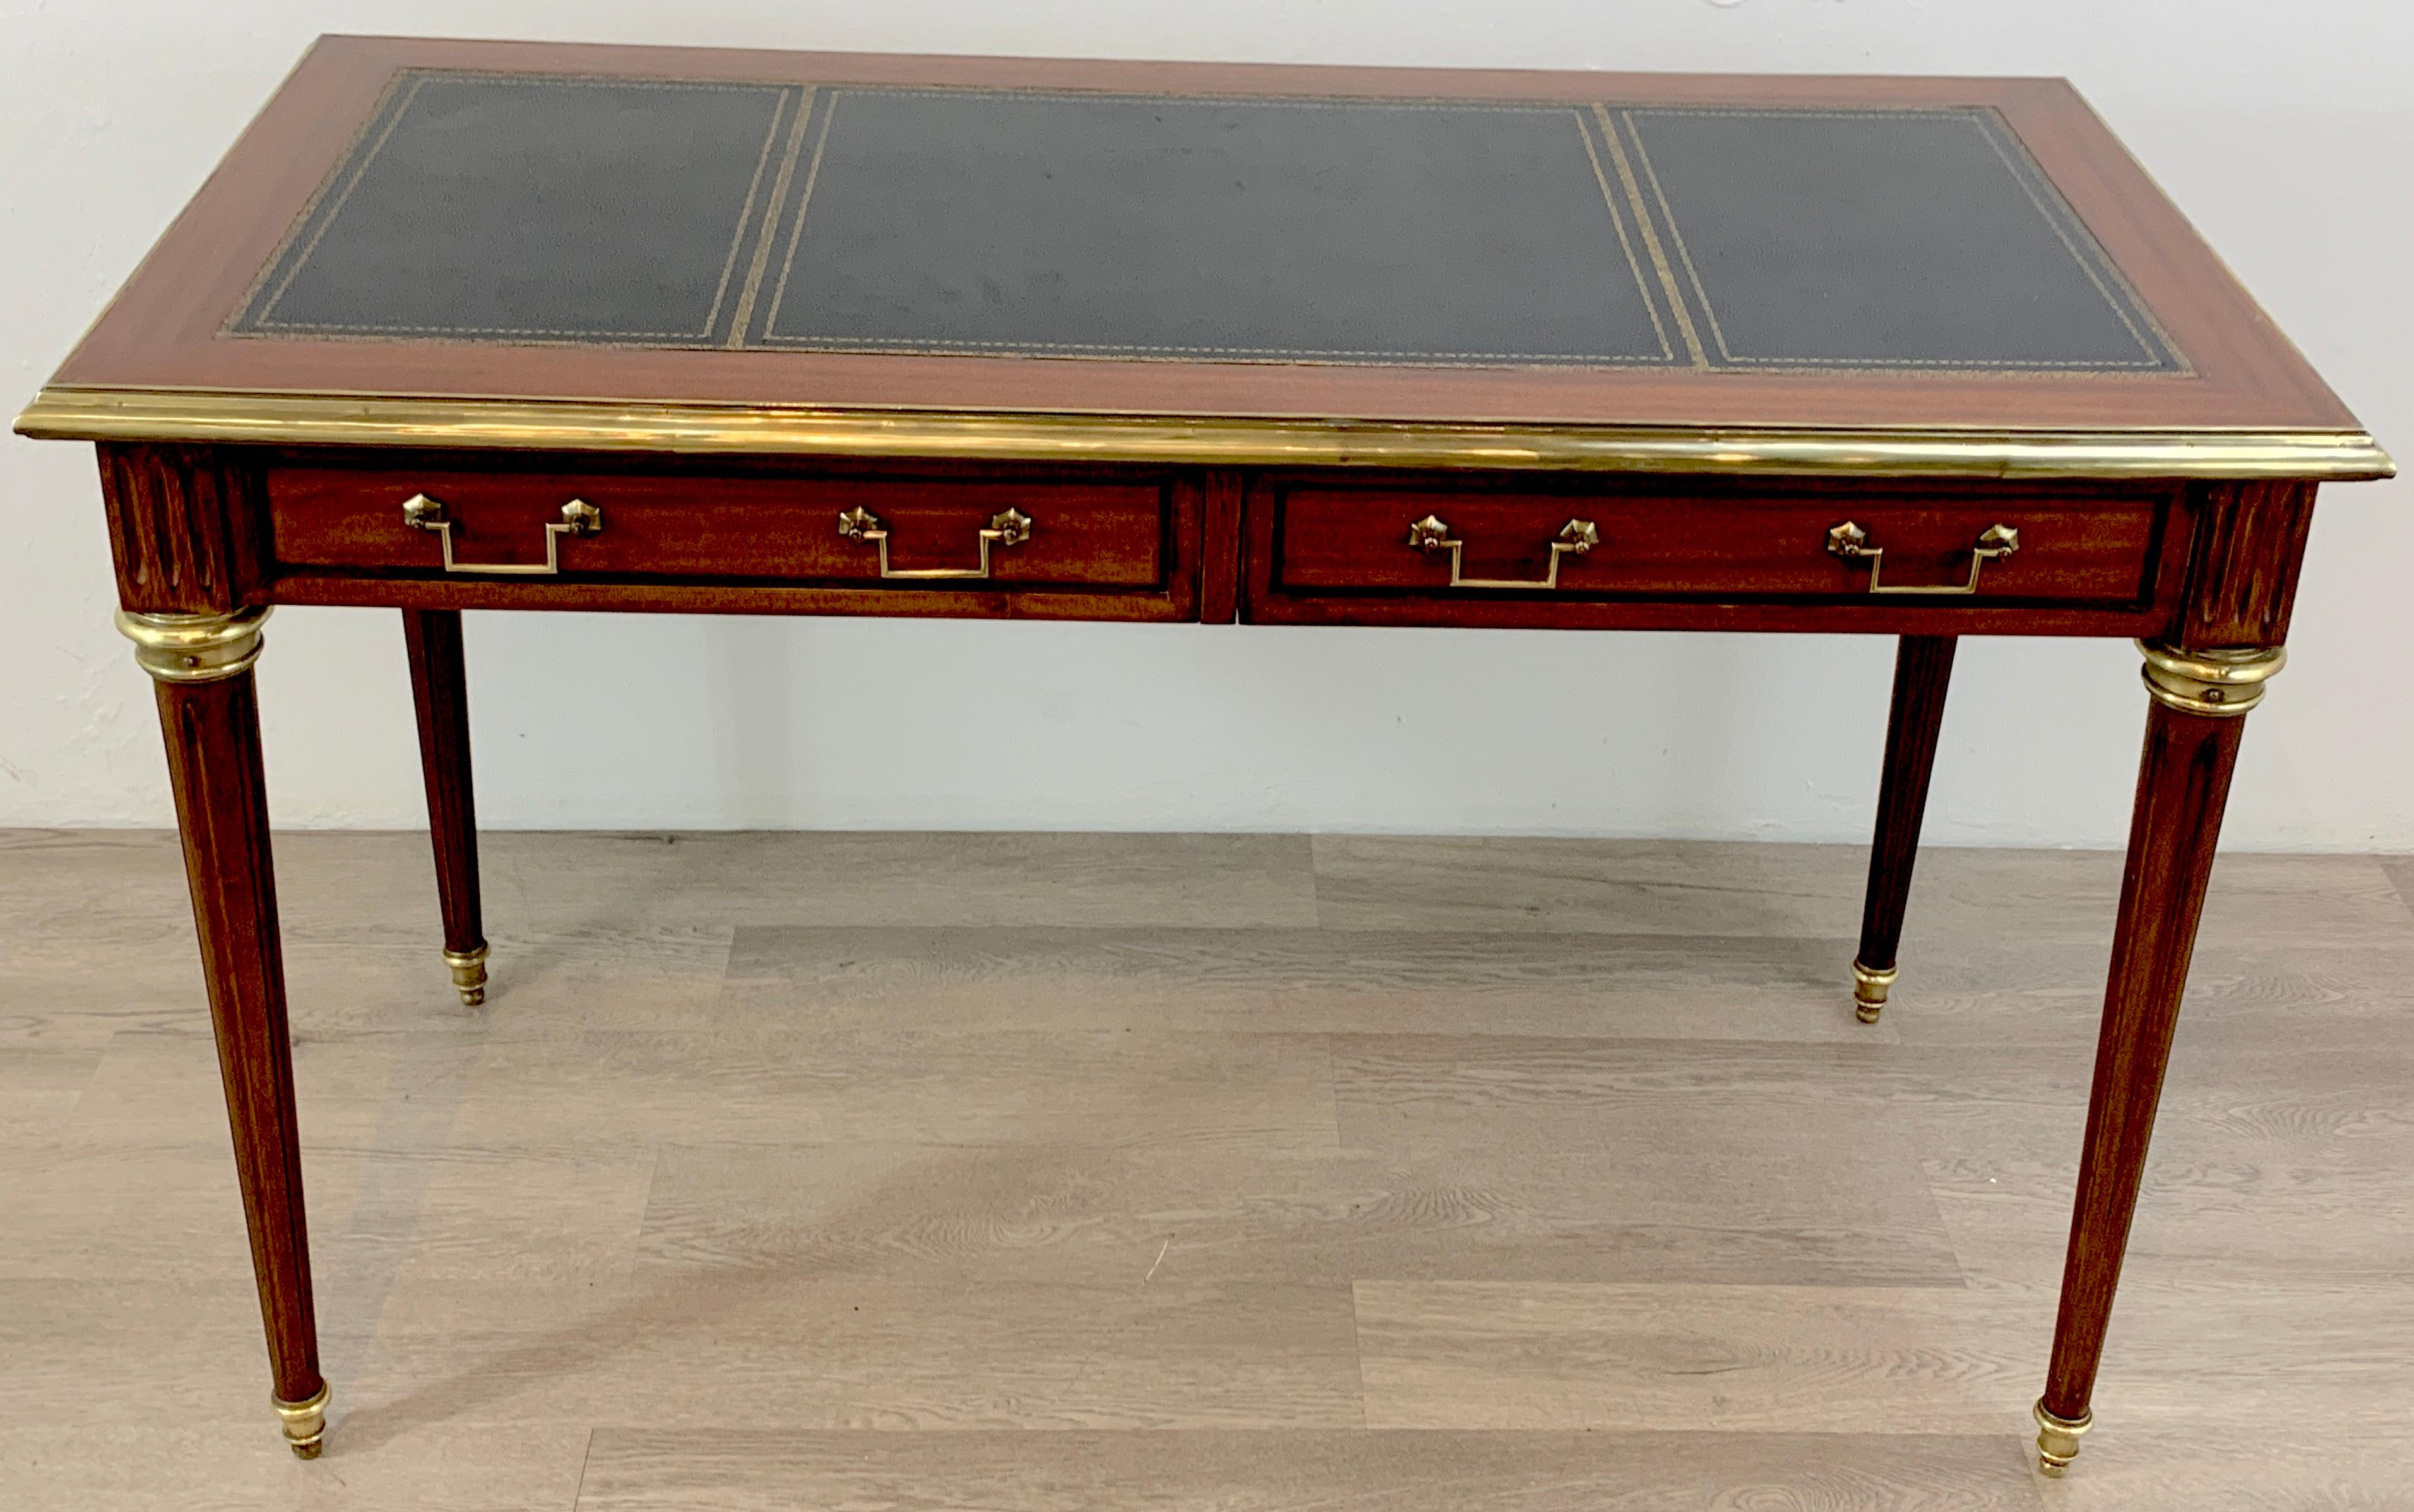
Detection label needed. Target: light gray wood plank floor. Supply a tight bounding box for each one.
[3,830,2411,1509]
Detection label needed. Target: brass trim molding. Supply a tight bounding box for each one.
[116,606,271,684]
[272,1382,330,1460]
[2032,1399,2091,1477]
[15,386,2398,480]
[2137,641,2285,717]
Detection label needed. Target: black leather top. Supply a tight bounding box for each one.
[230,70,2183,374]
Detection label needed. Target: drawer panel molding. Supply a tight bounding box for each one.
[1269,482,2169,605]
[269,467,1171,590]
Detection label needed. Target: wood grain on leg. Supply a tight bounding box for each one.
[120,605,328,1458]
[2037,641,2281,1474]
[402,608,489,1005]
[1852,634,1956,1022]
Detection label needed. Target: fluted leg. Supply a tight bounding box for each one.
[121,607,329,1458]
[2035,641,2283,1474]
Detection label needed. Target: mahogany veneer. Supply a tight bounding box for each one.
[15,33,2394,1480]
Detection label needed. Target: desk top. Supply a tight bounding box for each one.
[16,36,2389,480]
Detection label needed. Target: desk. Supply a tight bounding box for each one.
[15,35,2393,1476]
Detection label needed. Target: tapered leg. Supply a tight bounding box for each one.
[2035,641,2284,1475]
[402,609,489,1005]
[120,607,329,1458]
[1852,634,1957,1021]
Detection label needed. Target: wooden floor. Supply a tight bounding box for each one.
[4,830,2412,1509]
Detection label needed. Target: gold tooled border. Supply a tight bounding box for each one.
[234,73,809,344]
[11,386,2396,480]
[1608,104,2189,376]
[750,86,1682,366]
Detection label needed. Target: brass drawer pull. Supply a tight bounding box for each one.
[402,493,599,574]
[838,506,1033,580]
[1406,513,1601,590]
[1826,520,2019,595]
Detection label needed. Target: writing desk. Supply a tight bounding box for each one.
[15,35,2393,1476]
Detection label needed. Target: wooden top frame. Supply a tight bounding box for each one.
[14,35,2393,480]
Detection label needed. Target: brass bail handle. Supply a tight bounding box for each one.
[838,506,1035,580]
[403,493,600,575]
[1406,513,1602,590]
[1826,520,2019,595]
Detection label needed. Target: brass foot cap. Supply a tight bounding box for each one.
[1850,960,1897,1024]
[273,1382,330,1459]
[444,944,491,1008]
[2033,1398,2091,1477]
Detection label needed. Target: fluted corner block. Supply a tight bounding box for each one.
[2033,1399,2091,1477]
[2136,641,2284,718]
[443,944,491,1007]
[1849,959,1897,1023]
[273,1382,330,1460]
[116,605,271,684]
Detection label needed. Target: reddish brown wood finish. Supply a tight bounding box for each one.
[1241,470,2191,636]
[61,91,2345,1460]
[48,37,2365,441]
[1199,468,1244,625]
[401,609,485,963]
[2031,477,2321,1447]
[2177,480,2319,650]
[254,463,2207,636]
[1856,636,1956,982]
[2043,694,2250,1424]
[1274,482,2161,601]
[271,574,1204,622]
[261,454,1206,622]
[154,666,324,1408]
[98,444,271,614]
[271,467,1171,586]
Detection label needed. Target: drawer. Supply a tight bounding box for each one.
[1266,482,2169,605]
[267,467,1172,588]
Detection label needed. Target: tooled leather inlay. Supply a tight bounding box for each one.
[229,71,2184,374]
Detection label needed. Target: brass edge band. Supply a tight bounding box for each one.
[116,606,271,684]
[2031,1398,2091,1476]
[15,387,2398,481]
[2137,640,2285,717]
[272,1381,330,1459]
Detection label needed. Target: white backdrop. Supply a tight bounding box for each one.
[3,1,2406,846]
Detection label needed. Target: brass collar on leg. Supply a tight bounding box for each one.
[2032,1398,2092,1477]
[116,606,271,684]
[272,1382,330,1460]
[2136,641,2284,718]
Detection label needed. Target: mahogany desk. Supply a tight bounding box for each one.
[16,35,2394,1477]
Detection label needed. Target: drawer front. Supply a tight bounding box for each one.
[268,468,1171,588]
[1269,483,2167,605]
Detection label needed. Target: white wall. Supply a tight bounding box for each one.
[3,1,2406,846]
